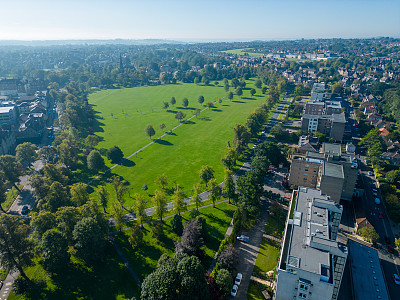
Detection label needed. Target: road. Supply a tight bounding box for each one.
[7,159,44,215]
[357,161,400,299]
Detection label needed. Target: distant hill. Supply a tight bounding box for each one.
[0,39,186,46]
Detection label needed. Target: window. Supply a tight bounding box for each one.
[305,169,309,172]
[300,284,309,291]
[298,292,307,299]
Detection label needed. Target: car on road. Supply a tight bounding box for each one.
[387,244,394,254]
[393,274,400,285]
[374,198,381,205]
[372,188,378,193]
[237,235,249,242]
[21,205,29,215]
[368,171,373,176]
[378,210,383,219]
[235,273,243,286]
[231,284,238,297]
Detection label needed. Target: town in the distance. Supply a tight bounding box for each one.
[0,38,399,300]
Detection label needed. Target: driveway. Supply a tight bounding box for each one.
[233,199,269,300]
[0,271,18,300]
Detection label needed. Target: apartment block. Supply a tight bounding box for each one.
[289,153,323,188]
[301,113,346,142]
[275,187,347,300]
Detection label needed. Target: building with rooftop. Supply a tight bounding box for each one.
[317,162,344,203]
[0,106,16,125]
[275,187,347,300]
[301,113,346,142]
[347,239,389,300]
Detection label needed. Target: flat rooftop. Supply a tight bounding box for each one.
[0,106,14,114]
[323,162,344,179]
[286,187,346,277]
[322,143,342,157]
[348,239,389,300]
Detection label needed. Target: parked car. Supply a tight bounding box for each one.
[393,274,400,285]
[237,235,249,242]
[374,198,381,205]
[21,205,29,215]
[368,171,373,176]
[372,188,378,193]
[231,284,238,297]
[378,210,383,219]
[235,273,243,286]
[387,244,394,254]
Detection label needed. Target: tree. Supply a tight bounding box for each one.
[57,138,80,167]
[0,180,8,213]
[227,91,233,100]
[233,124,251,155]
[38,146,57,164]
[199,165,215,187]
[85,135,99,149]
[0,155,24,192]
[15,142,37,166]
[107,146,124,163]
[112,202,125,232]
[31,211,57,239]
[250,88,256,96]
[172,184,186,215]
[222,169,236,204]
[56,206,81,243]
[70,182,89,207]
[175,219,204,258]
[192,183,203,210]
[154,190,167,222]
[39,229,70,274]
[87,150,105,171]
[155,173,168,191]
[194,108,201,118]
[231,78,239,89]
[359,226,379,243]
[182,98,189,108]
[146,124,156,139]
[208,178,220,208]
[0,214,33,281]
[141,254,209,300]
[224,83,229,92]
[134,193,147,227]
[386,170,400,184]
[128,225,143,249]
[109,176,128,207]
[175,111,186,122]
[215,268,232,298]
[97,185,109,213]
[163,101,170,109]
[73,217,108,263]
[235,87,243,96]
[198,95,205,105]
[42,181,69,212]
[221,147,237,170]
[171,214,184,236]
[218,245,239,275]
[160,123,166,132]
[255,78,262,89]
[170,97,176,106]
[262,86,268,94]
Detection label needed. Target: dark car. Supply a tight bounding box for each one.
[387,244,394,254]
[21,205,29,215]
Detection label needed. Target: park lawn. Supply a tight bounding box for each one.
[7,245,140,300]
[114,202,235,280]
[247,281,266,300]
[221,48,265,57]
[87,81,266,209]
[253,238,280,275]
[3,185,23,211]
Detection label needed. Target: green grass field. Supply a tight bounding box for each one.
[88,82,266,208]
[221,48,265,57]
[3,185,23,211]
[253,238,280,275]
[114,202,235,280]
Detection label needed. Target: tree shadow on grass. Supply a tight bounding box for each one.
[242,97,256,100]
[222,104,230,107]
[200,116,211,121]
[155,139,173,146]
[121,159,136,167]
[167,110,178,114]
[211,109,222,112]
[184,120,196,125]
[232,100,245,103]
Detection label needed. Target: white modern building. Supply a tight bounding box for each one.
[275,187,347,300]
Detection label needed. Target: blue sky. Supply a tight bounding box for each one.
[1,0,399,41]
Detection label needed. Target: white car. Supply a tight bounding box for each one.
[393,274,400,285]
[235,273,243,286]
[368,171,373,176]
[231,284,238,297]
